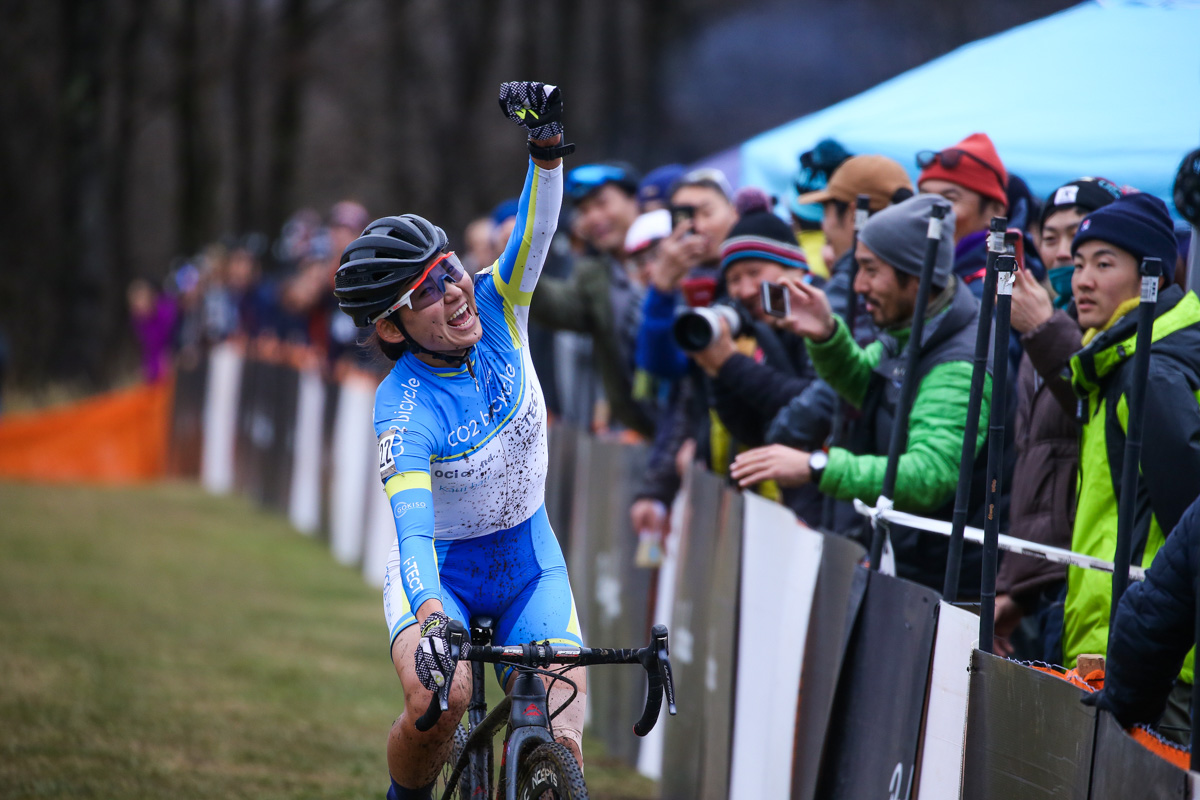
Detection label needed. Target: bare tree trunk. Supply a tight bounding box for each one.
[104,0,150,378]
[58,0,110,385]
[265,0,306,237]
[175,0,218,253]
[230,0,259,234]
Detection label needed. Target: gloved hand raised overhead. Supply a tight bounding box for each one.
[498,81,564,140]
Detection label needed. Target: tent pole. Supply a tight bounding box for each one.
[942,217,1006,601]
[868,203,947,570]
[978,254,1016,653]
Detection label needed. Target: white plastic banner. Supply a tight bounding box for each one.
[287,367,325,535]
[637,484,689,780]
[362,477,395,589]
[915,601,978,799]
[200,342,243,495]
[729,494,824,800]
[330,377,376,567]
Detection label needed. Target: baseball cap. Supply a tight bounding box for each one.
[1039,177,1125,226]
[671,167,733,200]
[797,155,914,212]
[638,164,687,207]
[625,209,672,256]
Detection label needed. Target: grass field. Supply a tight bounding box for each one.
[0,482,658,800]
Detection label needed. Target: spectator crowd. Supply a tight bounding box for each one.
[131,133,1200,746]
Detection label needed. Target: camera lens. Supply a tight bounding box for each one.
[672,309,719,351]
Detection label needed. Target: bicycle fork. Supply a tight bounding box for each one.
[499,671,555,794]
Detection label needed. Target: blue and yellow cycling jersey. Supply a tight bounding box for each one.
[373,160,566,620]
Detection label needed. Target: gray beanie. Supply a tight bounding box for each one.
[858,194,957,287]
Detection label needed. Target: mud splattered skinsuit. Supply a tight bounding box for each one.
[377,161,581,665]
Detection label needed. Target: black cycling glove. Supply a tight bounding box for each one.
[414,611,457,693]
[498,81,564,141]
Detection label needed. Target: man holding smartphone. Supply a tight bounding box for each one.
[731,195,998,593]
[674,197,825,522]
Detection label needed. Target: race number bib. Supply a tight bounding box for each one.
[378,430,398,482]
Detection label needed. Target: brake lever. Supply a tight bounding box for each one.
[633,624,674,736]
[659,646,677,717]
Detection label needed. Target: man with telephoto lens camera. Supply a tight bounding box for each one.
[665,192,824,523]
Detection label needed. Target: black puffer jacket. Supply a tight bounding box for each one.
[1098,493,1200,727]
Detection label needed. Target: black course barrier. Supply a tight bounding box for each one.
[265,362,299,513]
[168,352,208,478]
[815,568,939,799]
[660,468,743,800]
[1089,711,1188,799]
[568,437,652,768]
[791,533,868,800]
[544,424,580,558]
[962,651,1096,799]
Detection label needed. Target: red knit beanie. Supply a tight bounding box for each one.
[918,132,1008,208]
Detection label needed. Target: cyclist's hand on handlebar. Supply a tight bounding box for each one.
[498,81,564,140]
[414,611,457,693]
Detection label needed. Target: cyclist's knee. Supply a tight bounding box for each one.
[548,680,585,769]
[400,668,470,727]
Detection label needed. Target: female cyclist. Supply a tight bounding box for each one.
[333,82,581,800]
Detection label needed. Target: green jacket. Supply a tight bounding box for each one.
[808,287,990,512]
[807,279,996,591]
[529,254,655,437]
[1065,286,1200,678]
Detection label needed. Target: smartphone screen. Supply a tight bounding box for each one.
[761,281,790,318]
[670,205,696,230]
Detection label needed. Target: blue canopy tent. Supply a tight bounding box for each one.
[721,1,1200,217]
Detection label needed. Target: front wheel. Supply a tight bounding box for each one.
[431,724,485,799]
[514,742,588,800]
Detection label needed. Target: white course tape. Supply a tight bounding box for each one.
[852,499,1145,582]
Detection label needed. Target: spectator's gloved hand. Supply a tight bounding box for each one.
[414,611,457,693]
[498,82,564,141]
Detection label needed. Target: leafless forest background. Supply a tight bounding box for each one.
[0,0,1072,391]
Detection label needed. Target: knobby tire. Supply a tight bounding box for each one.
[433,724,487,800]
[514,742,588,800]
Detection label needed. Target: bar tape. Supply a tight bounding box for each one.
[852,499,1146,581]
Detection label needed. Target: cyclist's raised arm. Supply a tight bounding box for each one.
[492,82,572,310]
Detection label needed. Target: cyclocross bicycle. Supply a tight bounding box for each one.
[414,615,676,799]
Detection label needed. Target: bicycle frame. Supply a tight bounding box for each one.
[424,619,676,800]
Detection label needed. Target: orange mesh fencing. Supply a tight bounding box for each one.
[0,378,173,484]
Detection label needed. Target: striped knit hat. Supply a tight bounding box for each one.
[719,198,808,274]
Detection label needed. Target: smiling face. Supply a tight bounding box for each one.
[1071,239,1141,330]
[852,241,921,329]
[375,269,482,361]
[574,184,640,256]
